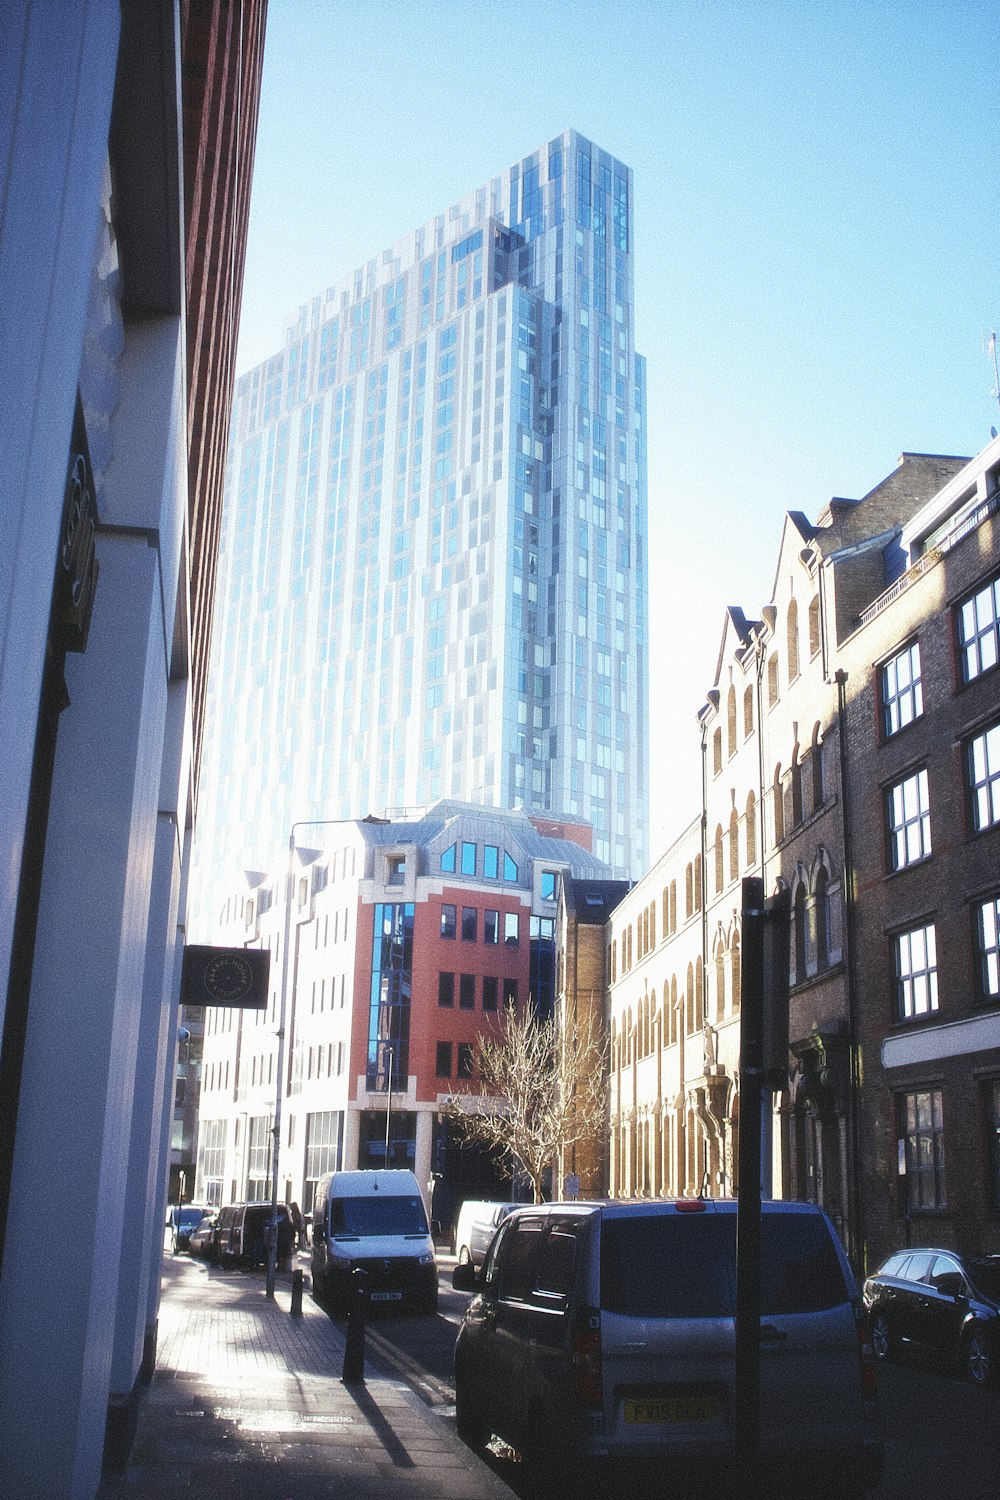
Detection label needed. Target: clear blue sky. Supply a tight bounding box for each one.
[236,0,999,861]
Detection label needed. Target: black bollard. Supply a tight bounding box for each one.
[290,1268,303,1317]
[341,1267,369,1384]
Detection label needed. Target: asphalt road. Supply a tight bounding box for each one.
[318,1259,1000,1500]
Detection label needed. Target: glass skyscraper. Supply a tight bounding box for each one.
[191,130,648,934]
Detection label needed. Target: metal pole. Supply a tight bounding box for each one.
[266,828,296,1299]
[735,876,765,1500]
[384,1046,393,1164]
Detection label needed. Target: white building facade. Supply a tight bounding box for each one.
[190,130,649,941]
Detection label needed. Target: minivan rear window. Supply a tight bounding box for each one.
[600,1212,849,1318]
[330,1195,428,1237]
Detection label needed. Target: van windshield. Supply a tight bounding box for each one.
[330,1195,428,1237]
[600,1211,850,1318]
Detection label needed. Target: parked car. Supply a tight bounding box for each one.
[187,1212,218,1260]
[215,1203,294,1270]
[166,1204,211,1254]
[453,1200,515,1269]
[863,1247,1000,1386]
[452,1198,883,1498]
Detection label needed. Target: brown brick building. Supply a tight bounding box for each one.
[575,438,999,1275]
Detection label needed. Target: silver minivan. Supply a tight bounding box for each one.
[452,1198,883,1497]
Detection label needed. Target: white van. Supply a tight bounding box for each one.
[310,1169,438,1314]
[454,1200,515,1269]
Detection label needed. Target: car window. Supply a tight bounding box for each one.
[759,1214,850,1313]
[904,1251,934,1283]
[501,1218,545,1302]
[601,1215,735,1317]
[535,1227,579,1298]
[878,1252,909,1277]
[481,1218,512,1293]
[600,1211,849,1319]
[930,1255,965,1290]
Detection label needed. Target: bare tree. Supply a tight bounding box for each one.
[445,1003,608,1204]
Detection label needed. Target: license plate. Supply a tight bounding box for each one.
[369,1290,403,1302]
[624,1396,720,1424]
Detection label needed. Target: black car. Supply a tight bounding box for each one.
[863,1248,1000,1386]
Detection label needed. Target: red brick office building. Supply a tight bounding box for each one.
[197,802,609,1232]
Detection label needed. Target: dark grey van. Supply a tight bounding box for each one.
[452,1198,883,1498]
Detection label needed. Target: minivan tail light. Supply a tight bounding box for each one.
[572,1308,602,1410]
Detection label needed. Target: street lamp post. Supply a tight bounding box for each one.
[266,816,355,1299]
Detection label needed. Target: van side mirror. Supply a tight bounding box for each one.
[452,1261,479,1293]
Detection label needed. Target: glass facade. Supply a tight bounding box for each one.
[189,134,647,933]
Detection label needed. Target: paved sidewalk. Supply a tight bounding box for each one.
[97,1253,509,1500]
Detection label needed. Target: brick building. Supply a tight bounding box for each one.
[587,440,999,1273]
[838,435,1000,1265]
[196,802,610,1233]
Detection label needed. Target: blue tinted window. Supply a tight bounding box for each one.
[503,851,519,881]
[484,846,499,879]
[440,844,456,873]
[541,871,557,901]
[461,841,476,875]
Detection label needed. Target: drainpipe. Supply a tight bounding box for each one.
[700,719,709,1029]
[836,669,865,1271]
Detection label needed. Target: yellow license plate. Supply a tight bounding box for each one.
[624,1396,720,1424]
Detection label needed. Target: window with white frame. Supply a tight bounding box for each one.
[957,573,1000,683]
[977,894,1000,1004]
[986,1079,1000,1212]
[894,923,938,1019]
[886,768,931,870]
[881,641,923,737]
[967,720,1000,831]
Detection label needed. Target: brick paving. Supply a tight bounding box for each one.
[96,1253,509,1500]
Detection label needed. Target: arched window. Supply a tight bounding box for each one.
[729,808,740,883]
[744,685,754,738]
[662,887,669,937]
[787,599,800,683]
[686,964,695,1035]
[693,854,703,912]
[793,881,807,983]
[715,947,726,1021]
[815,865,830,968]
[790,745,803,827]
[768,653,779,707]
[713,727,722,775]
[685,864,693,920]
[695,956,704,1029]
[714,826,724,894]
[811,724,824,811]
[727,687,738,758]
[808,594,821,659]
[650,903,656,948]
[745,790,757,866]
[773,767,785,845]
[670,880,677,933]
[731,931,742,1010]
[669,976,678,1046]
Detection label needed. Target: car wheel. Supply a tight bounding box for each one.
[871,1311,893,1363]
[525,1416,577,1500]
[454,1369,489,1450]
[963,1326,993,1386]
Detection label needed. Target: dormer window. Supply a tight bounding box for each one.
[388,854,405,885]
